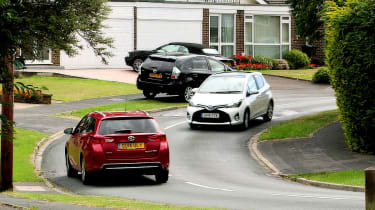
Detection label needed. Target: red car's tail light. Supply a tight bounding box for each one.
[90,136,114,144]
[149,134,167,142]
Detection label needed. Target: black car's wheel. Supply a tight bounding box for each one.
[132,58,143,72]
[182,86,194,102]
[263,102,273,122]
[155,169,169,183]
[81,158,92,185]
[65,152,77,178]
[143,90,157,99]
[239,110,250,130]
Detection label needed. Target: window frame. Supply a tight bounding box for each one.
[209,13,236,57]
[244,15,291,59]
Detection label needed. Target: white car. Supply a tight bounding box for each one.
[187,72,273,129]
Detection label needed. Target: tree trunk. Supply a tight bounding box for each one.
[1,55,14,191]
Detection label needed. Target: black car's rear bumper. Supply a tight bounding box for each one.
[137,77,184,94]
[125,56,132,66]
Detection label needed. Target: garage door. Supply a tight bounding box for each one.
[137,7,202,50]
[60,6,133,69]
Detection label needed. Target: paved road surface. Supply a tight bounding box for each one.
[27,76,364,209]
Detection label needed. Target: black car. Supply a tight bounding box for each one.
[125,42,235,72]
[136,53,232,101]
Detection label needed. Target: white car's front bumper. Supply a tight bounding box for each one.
[186,106,244,126]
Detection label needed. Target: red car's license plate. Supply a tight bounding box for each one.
[118,142,144,150]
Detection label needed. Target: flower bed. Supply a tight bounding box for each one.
[234,54,273,70]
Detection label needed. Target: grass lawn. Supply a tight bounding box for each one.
[6,192,223,210]
[291,170,364,187]
[253,69,318,81]
[13,128,48,182]
[15,76,140,102]
[57,99,187,118]
[259,109,339,141]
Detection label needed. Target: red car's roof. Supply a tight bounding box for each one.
[90,111,150,119]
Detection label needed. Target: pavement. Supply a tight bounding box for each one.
[0,67,370,209]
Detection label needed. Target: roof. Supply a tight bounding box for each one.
[264,0,287,5]
[91,111,150,119]
[168,42,206,49]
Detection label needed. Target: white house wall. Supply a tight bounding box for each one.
[137,7,203,50]
[60,5,133,69]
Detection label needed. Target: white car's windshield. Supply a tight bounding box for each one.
[199,76,245,94]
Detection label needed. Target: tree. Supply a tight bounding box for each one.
[286,0,345,43]
[0,0,113,191]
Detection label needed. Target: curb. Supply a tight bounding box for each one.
[248,128,364,192]
[146,105,187,114]
[261,73,311,82]
[32,131,71,194]
[0,202,25,209]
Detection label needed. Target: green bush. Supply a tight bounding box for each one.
[250,56,273,67]
[271,59,281,70]
[284,50,310,69]
[325,0,375,153]
[312,67,330,84]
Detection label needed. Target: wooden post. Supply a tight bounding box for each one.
[366,167,375,210]
[1,55,14,191]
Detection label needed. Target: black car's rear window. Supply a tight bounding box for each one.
[99,118,159,135]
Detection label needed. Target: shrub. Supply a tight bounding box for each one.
[312,67,330,84]
[324,0,375,153]
[284,50,310,69]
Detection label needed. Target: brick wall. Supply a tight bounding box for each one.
[202,8,209,46]
[291,16,325,61]
[134,6,137,50]
[51,49,60,65]
[236,10,244,55]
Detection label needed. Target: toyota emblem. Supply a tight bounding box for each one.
[128,136,135,141]
[206,105,215,111]
[153,69,157,73]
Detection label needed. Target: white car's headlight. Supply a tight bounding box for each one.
[188,101,197,107]
[225,100,243,108]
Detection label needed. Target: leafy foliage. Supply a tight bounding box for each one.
[312,67,330,84]
[324,0,375,153]
[286,0,325,43]
[0,0,113,64]
[283,50,310,69]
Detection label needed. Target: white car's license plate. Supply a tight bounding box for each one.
[201,113,220,119]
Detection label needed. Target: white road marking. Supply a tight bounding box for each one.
[186,182,234,192]
[271,193,361,201]
[164,121,186,130]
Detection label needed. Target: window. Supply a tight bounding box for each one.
[159,45,188,53]
[254,75,265,89]
[208,58,226,72]
[244,15,291,59]
[192,57,209,70]
[247,76,258,92]
[22,47,52,65]
[99,118,158,135]
[74,115,89,134]
[210,14,235,57]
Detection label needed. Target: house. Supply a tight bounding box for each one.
[24,0,323,69]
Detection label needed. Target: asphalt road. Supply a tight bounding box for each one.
[40,76,364,210]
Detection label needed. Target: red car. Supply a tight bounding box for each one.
[64,111,169,185]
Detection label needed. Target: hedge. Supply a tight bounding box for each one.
[283,50,310,69]
[325,0,375,153]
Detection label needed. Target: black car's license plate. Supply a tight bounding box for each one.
[150,73,162,78]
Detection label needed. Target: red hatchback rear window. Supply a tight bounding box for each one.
[99,118,159,135]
